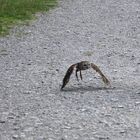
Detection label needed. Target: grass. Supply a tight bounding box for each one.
[0,0,57,36]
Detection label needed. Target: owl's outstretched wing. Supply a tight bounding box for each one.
[91,63,110,85]
[61,64,77,90]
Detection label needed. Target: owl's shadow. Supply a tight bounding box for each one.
[61,85,115,92]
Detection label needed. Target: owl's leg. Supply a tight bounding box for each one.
[76,69,79,81]
[80,70,82,80]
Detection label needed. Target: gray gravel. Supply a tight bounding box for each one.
[0,0,140,140]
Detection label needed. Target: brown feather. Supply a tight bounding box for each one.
[61,64,76,89]
[91,63,110,85]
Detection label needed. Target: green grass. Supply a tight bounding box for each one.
[0,0,57,36]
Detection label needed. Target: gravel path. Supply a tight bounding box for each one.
[0,0,140,140]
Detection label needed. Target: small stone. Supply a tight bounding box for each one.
[8,116,14,119]
[119,130,127,134]
[117,105,124,108]
[66,30,70,33]
[105,114,112,117]
[12,135,19,139]
[98,136,110,140]
[23,91,32,94]
[0,120,6,123]
[135,101,140,105]
[0,49,8,55]
[111,98,118,102]
[13,127,20,131]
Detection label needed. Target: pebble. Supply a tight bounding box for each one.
[117,105,124,108]
[135,101,140,105]
[0,120,6,123]
[111,98,118,102]
[12,135,19,139]
[23,91,32,94]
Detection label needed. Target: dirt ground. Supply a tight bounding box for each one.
[0,0,140,139]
